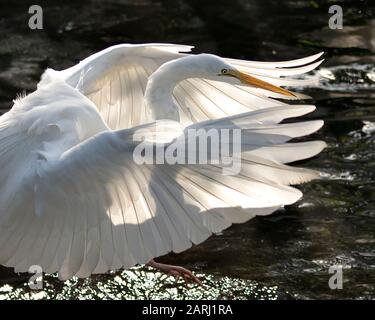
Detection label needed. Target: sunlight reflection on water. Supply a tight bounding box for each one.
[0,0,374,300]
[0,267,285,300]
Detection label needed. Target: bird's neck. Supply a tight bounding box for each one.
[144,59,193,123]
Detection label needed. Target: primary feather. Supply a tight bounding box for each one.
[0,43,325,279]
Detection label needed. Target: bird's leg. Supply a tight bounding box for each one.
[146,259,202,286]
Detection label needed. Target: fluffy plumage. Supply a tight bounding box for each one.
[0,43,325,279]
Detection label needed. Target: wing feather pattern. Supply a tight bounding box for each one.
[57,44,323,129]
[0,105,325,279]
[0,44,326,279]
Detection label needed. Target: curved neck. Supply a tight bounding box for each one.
[144,57,196,122]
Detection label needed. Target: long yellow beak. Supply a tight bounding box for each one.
[230,70,296,97]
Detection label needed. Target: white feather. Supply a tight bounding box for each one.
[0,44,326,279]
[58,44,323,129]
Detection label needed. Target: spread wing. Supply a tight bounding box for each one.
[0,103,325,280]
[58,43,323,129]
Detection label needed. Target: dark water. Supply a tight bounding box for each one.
[0,0,374,299]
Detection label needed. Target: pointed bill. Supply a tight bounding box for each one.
[231,70,296,97]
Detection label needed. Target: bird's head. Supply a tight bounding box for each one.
[186,53,295,97]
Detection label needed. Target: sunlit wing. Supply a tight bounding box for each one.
[0,84,325,279]
[58,43,323,129]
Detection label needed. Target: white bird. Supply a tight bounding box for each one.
[0,43,326,282]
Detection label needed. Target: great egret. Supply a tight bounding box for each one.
[0,43,325,283]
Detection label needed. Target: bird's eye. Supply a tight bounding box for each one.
[221,68,228,74]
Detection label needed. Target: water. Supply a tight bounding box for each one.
[0,0,374,299]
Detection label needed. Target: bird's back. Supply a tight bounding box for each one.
[0,77,109,217]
